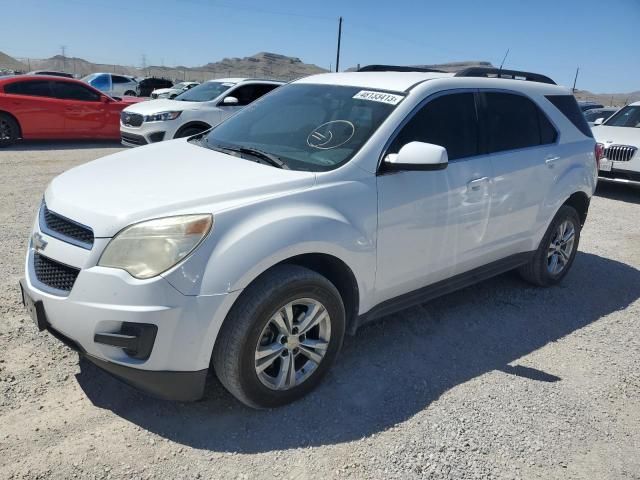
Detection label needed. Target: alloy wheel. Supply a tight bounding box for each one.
[254,298,331,391]
[547,219,576,275]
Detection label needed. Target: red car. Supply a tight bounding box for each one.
[0,75,143,146]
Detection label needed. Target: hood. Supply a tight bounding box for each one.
[45,139,316,237]
[117,96,145,105]
[592,125,640,146]
[123,98,207,114]
[152,87,179,95]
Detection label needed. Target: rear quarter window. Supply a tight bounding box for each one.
[546,95,593,138]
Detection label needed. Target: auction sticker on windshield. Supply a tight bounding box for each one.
[353,90,404,105]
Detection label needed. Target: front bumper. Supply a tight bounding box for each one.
[22,216,242,400]
[120,122,174,147]
[598,167,640,186]
[19,280,208,400]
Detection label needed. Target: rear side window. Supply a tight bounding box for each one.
[51,81,100,101]
[4,80,52,97]
[112,76,131,84]
[483,92,556,153]
[389,92,479,160]
[546,95,593,138]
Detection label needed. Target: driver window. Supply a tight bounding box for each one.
[389,92,479,160]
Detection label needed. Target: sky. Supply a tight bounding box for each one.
[1,0,639,93]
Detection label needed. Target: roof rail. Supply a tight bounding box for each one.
[455,67,556,85]
[357,64,446,73]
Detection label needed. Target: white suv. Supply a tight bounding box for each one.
[592,101,640,185]
[20,67,597,408]
[120,78,283,146]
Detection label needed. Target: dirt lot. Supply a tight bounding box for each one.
[1,142,639,480]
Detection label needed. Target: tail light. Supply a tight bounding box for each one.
[595,143,604,169]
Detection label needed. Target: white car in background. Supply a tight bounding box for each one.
[82,73,138,97]
[593,101,640,185]
[584,107,617,127]
[151,81,199,99]
[120,78,283,146]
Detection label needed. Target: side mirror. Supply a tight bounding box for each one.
[101,95,111,103]
[384,141,448,171]
[593,118,604,126]
[222,96,239,105]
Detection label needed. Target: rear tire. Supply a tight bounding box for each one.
[213,265,346,409]
[124,90,137,97]
[0,113,19,147]
[519,205,581,286]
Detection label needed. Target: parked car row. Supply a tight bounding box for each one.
[0,75,281,146]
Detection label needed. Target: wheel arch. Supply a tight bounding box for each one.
[563,191,590,226]
[0,110,22,138]
[174,121,212,138]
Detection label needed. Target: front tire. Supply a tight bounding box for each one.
[213,265,346,409]
[0,113,19,147]
[175,125,208,138]
[519,205,581,286]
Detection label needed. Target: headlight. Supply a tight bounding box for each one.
[99,214,213,279]
[143,111,182,122]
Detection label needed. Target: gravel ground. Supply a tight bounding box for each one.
[1,142,639,480]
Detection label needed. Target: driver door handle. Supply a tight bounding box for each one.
[467,177,489,191]
[545,155,561,167]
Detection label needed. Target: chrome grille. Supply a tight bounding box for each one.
[604,144,637,162]
[33,253,80,293]
[120,111,143,127]
[40,204,94,249]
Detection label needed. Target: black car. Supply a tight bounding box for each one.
[578,101,604,112]
[137,77,174,97]
[27,70,75,78]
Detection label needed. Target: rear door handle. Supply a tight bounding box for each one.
[467,177,489,191]
[545,155,561,167]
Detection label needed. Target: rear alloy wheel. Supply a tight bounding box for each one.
[213,265,345,408]
[519,205,581,286]
[0,114,19,147]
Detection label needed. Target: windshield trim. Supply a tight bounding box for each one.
[203,83,405,172]
[604,105,640,128]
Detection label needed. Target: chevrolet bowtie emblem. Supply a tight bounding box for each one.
[32,232,48,252]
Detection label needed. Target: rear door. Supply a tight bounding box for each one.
[375,91,494,303]
[3,80,65,138]
[479,91,558,258]
[50,81,112,137]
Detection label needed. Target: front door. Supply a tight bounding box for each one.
[375,91,493,304]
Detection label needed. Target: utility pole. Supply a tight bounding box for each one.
[335,16,342,72]
[141,54,147,75]
[572,67,579,93]
[60,45,67,72]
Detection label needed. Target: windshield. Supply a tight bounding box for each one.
[175,81,234,102]
[584,109,615,122]
[604,105,640,128]
[202,84,402,171]
[173,82,190,89]
[81,73,98,82]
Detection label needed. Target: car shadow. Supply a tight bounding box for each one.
[3,140,124,151]
[595,181,640,204]
[76,252,640,453]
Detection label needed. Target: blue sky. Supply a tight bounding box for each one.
[2,0,639,93]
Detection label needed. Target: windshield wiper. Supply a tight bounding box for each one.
[210,144,288,169]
